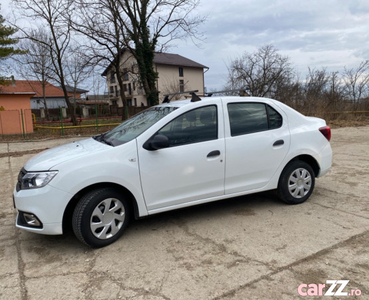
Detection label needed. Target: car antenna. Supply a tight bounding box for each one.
[162,90,200,103]
[162,95,170,103]
[190,91,201,102]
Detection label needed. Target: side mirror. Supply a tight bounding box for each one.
[143,134,169,151]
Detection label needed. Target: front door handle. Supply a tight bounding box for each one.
[273,140,284,147]
[207,150,220,158]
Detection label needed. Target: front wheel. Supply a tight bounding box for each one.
[72,188,130,248]
[277,161,315,204]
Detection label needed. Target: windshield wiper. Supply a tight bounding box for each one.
[93,133,114,146]
[92,134,102,141]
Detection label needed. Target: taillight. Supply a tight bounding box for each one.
[319,126,331,141]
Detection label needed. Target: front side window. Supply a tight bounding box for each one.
[228,103,282,136]
[157,105,217,147]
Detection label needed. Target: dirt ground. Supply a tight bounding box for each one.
[0,126,368,300]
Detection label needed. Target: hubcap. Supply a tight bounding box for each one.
[90,198,125,239]
[288,168,312,199]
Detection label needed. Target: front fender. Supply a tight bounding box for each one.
[48,140,148,217]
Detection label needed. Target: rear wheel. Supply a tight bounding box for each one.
[72,188,129,248]
[278,161,315,204]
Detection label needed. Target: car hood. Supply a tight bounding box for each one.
[24,138,109,171]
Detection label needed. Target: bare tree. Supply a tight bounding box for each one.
[71,0,205,111]
[69,0,135,119]
[14,28,53,120]
[12,0,79,125]
[64,45,93,115]
[226,45,295,98]
[301,68,331,114]
[343,61,369,109]
[161,79,188,101]
[326,71,345,111]
[91,71,107,97]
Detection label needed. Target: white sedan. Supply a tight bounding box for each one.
[14,96,332,247]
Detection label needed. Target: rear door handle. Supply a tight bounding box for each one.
[207,150,220,158]
[273,140,284,147]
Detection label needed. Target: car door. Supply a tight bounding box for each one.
[137,103,225,212]
[223,100,290,194]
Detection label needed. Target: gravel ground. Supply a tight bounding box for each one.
[0,127,368,300]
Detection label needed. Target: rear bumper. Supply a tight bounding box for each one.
[317,143,332,177]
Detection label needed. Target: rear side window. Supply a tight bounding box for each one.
[158,105,218,147]
[267,105,283,129]
[228,103,282,136]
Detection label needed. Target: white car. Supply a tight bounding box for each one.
[14,96,332,247]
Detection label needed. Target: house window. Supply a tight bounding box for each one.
[110,86,114,94]
[123,68,129,81]
[134,98,137,106]
[179,80,184,92]
[128,83,132,95]
[123,84,127,92]
[112,100,117,105]
[179,67,184,77]
[115,86,119,97]
[110,72,116,83]
[127,99,132,107]
[132,64,138,73]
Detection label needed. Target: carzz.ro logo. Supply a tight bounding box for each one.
[298,280,362,297]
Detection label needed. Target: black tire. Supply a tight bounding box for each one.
[277,160,315,204]
[72,188,130,248]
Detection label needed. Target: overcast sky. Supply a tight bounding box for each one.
[1,0,369,92]
[175,0,369,91]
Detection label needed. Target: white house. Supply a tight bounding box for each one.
[101,50,208,107]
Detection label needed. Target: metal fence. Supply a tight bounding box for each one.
[31,105,146,121]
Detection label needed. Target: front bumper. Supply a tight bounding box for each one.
[14,184,73,235]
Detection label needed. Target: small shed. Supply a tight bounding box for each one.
[0,83,35,134]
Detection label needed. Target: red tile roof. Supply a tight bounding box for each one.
[0,80,65,97]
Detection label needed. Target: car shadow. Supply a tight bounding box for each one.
[24,191,283,250]
[129,190,282,229]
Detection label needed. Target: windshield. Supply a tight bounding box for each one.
[98,106,177,146]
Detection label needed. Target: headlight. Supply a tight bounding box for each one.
[20,171,58,190]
